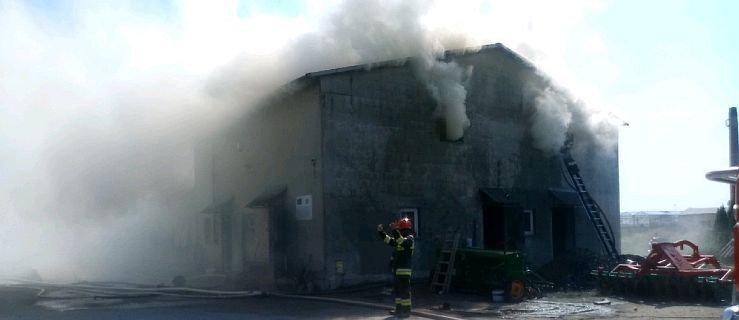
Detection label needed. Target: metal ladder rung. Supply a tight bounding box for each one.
[431,229,460,294]
[562,145,618,259]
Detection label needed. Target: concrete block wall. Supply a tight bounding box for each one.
[193,45,620,289]
[319,46,619,285]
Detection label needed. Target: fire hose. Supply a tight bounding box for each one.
[1,278,462,320]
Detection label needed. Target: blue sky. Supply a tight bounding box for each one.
[580,0,739,211]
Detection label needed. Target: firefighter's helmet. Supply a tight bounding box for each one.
[397,217,412,230]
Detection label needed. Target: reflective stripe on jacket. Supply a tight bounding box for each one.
[379,230,414,270]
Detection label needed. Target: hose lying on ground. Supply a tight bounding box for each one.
[2,278,262,299]
[2,278,463,320]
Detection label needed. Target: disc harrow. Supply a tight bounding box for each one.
[592,240,733,302]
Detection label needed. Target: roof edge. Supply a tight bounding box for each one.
[293,42,535,81]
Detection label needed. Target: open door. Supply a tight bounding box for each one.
[549,189,579,256]
[551,206,575,256]
[480,188,524,251]
[245,186,287,288]
[483,204,506,250]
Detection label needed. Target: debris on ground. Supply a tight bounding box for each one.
[494,300,612,318]
[535,249,613,290]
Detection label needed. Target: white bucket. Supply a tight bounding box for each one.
[492,290,505,302]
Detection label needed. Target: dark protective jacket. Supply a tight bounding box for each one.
[378,229,414,274]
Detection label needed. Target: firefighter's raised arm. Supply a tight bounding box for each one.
[378,223,399,246]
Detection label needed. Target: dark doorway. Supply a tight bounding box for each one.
[483,204,506,250]
[483,204,524,251]
[551,206,576,256]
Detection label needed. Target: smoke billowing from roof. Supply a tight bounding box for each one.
[0,0,614,282]
[326,0,475,140]
[213,0,476,140]
[529,84,619,155]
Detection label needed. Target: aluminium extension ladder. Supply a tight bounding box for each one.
[431,229,460,294]
[561,141,619,259]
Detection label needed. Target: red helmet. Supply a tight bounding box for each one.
[397,217,412,230]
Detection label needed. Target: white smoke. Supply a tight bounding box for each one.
[322,0,475,140]
[530,86,574,154]
[0,0,477,282]
[212,0,475,140]
[418,59,474,140]
[0,1,227,281]
[0,0,612,282]
[528,83,619,155]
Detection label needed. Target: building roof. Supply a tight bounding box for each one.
[263,42,541,108]
[299,43,534,80]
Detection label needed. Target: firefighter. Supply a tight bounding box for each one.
[377,217,414,318]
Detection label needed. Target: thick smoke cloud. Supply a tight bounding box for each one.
[528,83,619,155]
[418,60,474,140]
[530,86,574,154]
[322,0,474,140]
[213,0,475,140]
[0,0,612,282]
[0,1,222,281]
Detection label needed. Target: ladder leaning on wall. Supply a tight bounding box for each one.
[560,136,619,259]
[431,228,461,294]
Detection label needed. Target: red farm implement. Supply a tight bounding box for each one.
[593,240,734,302]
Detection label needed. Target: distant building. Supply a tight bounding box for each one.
[189,44,620,290]
[620,207,717,229]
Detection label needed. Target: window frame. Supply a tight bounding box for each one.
[523,209,535,236]
[398,208,419,238]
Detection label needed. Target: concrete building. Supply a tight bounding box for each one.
[190,43,620,290]
[619,208,720,255]
[620,207,717,229]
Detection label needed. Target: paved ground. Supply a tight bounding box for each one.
[0,286,422,320]
[0,284,730,319]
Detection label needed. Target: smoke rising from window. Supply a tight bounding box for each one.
[0,0,613,282]
[528,83,619,156]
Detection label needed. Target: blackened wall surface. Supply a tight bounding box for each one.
[193,45,620,290]
[319,47,619,287]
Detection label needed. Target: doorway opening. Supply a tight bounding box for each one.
[480,188,523,251]
[551,206,576,256]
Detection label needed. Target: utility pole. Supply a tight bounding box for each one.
[729,107,738,204]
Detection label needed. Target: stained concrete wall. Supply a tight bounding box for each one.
[194,45,620,289]
[191,137,223,274]
[240,83,324,287]
[319,46,620,287]
[193,82,324,288]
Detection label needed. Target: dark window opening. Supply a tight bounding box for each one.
[436,118,464,143]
